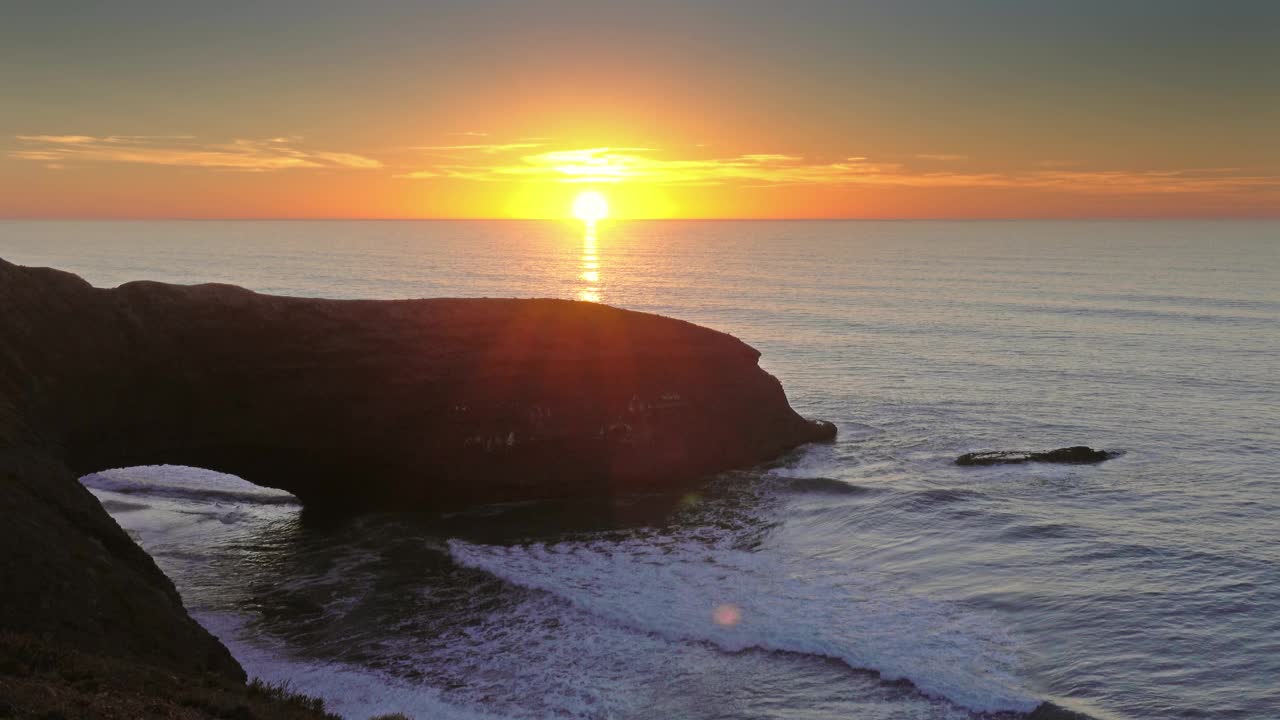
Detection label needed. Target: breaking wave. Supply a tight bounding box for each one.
[448,535,1040,714]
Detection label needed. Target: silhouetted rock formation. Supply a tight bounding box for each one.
[0,257,833,510]
[0,449,244,681]
[955,446,1116,466]
[0,257,834,701]
[0,258,1109,719]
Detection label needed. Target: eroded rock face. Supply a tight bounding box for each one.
[0,448,245,681]
[0,256,833,690]
[0,258,833,510]
[955,446,1117,466]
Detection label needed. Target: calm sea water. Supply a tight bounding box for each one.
[2,220,1278,720]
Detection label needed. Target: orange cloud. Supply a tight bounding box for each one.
[10,135,381,171]
[414,142,546,154]
[399,147,897,186]
[12,134,1277,204]
[394,145,1280,197]
[16,135,103,144]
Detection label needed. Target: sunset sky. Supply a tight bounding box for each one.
[3,1,1278,219]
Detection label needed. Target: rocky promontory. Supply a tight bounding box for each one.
[0,257,833,510]
[0,257,833,714]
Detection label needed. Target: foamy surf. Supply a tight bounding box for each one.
[195,611,510,720]
[448,536,1040,715]
[82,459,1046,717]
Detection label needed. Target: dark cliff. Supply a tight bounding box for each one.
[0,258,1100,720]
[0,257,832,714]
[1,257,833,509]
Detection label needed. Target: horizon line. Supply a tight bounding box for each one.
[3,215,1278,222]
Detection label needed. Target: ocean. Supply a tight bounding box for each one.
[2,219,1277,720]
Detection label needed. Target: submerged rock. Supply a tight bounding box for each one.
[955,446,1116,466]
[1027,701,1096,719]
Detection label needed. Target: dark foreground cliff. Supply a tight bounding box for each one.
[0,257,831,717]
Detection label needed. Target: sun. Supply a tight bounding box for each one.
[572,191,609,222]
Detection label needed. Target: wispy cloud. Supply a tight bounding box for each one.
[1024,168,1280,195]
[10,135,381,171]
[394,145,1280,196]
[15,134,1276,199]
[17,135,101,144]
[400,147,884,186]
[413,142,546,154]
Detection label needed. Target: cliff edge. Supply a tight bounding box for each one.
[0,257,832,715]
[0,257,833,509]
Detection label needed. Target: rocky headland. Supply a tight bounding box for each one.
[0,257,833,717]
[0,258,1094,719]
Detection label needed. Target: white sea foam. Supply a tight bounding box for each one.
[79,462,1038,715]
[81,466,298,556]
[448,536,1039,715]
[196,611,510,720]
[82,465,299,504]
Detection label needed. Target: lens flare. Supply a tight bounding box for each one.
[713,603,742,627]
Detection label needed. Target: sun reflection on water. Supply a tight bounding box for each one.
[577,221,602,302]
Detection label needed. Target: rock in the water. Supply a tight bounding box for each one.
[1027,701,1097,719]
[955,446,1116,466]
[809,419,839,442]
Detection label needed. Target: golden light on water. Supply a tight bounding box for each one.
[576,221,601,303]
[572,191,609,223]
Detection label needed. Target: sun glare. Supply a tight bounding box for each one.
[572,191,609,223]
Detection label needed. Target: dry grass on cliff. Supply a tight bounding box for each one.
[0,632,339,720]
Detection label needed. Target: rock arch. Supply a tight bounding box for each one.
[2,258,833,510]
[0,257,832,682]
